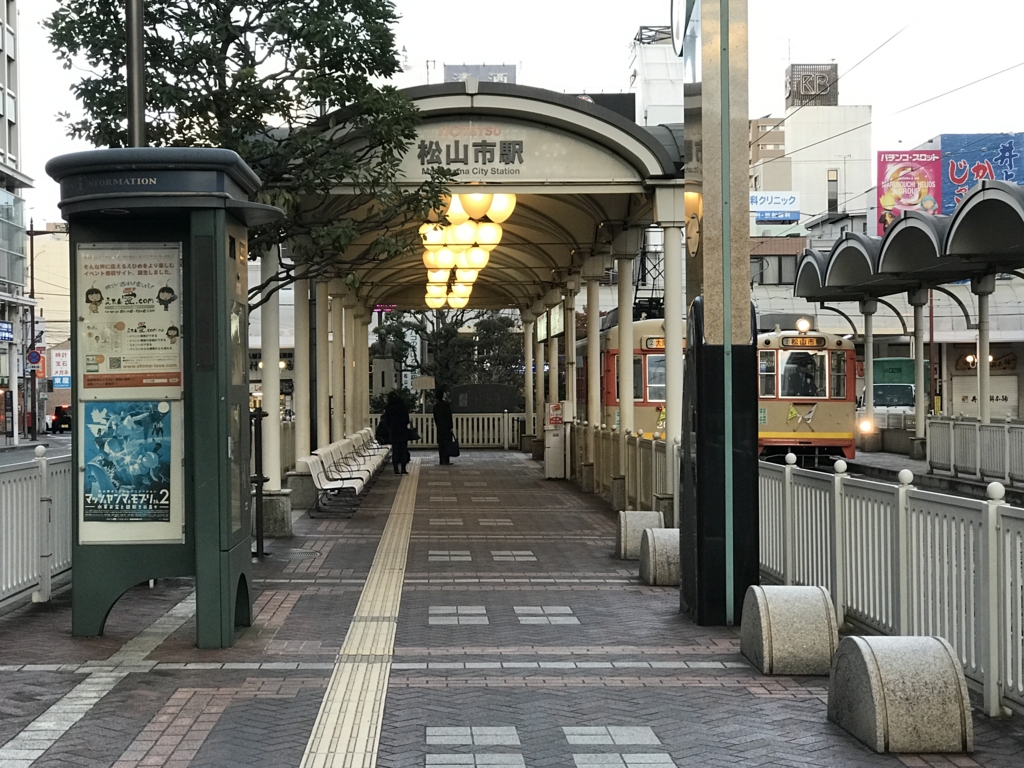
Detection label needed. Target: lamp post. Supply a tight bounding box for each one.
[25,219,51,442]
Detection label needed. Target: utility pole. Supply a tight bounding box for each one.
[127,0,146,147]
[26,219,47,442]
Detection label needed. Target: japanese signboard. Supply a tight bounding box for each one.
[401,119,642,184]
[76,243,182,399]
[547,401,563,426]
[51,349,70,388]
[0,320,12,342]
[940,133,1024,214]
[876,151,942,234]
[79,399,184,544]
[749,192,800,224]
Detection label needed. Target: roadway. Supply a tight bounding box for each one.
[0,433,72,467]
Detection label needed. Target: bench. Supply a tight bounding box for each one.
[300,429,391,517]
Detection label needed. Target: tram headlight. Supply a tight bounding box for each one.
[859,418,874,434]
[796,317,811,333]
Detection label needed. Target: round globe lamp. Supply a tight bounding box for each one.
[419,222,446,252]
[476,221,502,251]
[451,282,473,298]
[422,249,439,269]
[460,247,490,269]
[455,268,479,283]
[446,220,477,253]
[486,194,516,223]
[447,294,469,309]
[427,268,449,284]
[426,283,447,298]
[434,247,457,269]
[461,193,493,220]
[445,194,470,226]
[425,294,446,309]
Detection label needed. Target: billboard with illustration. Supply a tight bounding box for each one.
[940,133,1024,214]
[876,151,942,234]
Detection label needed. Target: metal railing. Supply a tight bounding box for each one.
[1,450,71,611]
[761,454,1022,715]
[928,415,1024,485]
[367,412,525,449]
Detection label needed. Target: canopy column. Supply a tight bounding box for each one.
[908,289,928,440]
[534,300,546,429]
[860,299,877,431]
[260,246,282,490]
[342,294,358,437]
[973,275,995,424]
[329,283,345,442]
[616,252,636,461]
[315,280,331,448]
[521,310,535,439]
[293,270,310,460]
[663,225,684,444]
[546,290,560,411]
[358,312,371,429]
[587,276,602,439]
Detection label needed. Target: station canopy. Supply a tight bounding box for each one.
[322,81,684,311]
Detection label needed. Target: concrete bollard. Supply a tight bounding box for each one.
[653,493,675,528]
[610,475,627,512]
[740,585,838,675]
[639,528,679,586]
[828,635,974,754]
[581,462,595,493]
[532,438,544,461]
[617,510,664,560]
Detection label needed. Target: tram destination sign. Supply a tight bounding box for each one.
[782,336,826,348]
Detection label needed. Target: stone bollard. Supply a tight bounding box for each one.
[639,528,679,586]
[581,462,595,493]
[532,437,545,461]
[828,635,974,754]
[610,475,627,512]
[617,510,664,559]
[285,468,317,510]
[740,585,838,675]
[653,493,675,528]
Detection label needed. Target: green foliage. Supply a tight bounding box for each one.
[46,0,452,309]
[472,311,523,387]
[369,386,419,415]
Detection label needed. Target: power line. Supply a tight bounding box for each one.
[894,61,1024,115]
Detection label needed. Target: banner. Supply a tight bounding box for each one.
[877,151,942,234]
[940,133,1024,214]
[82,400,172,523]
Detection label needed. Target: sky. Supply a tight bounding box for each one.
[17,0,1024,226]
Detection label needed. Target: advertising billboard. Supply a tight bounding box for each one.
[877,151,942,234]
[940,133,1024,214]
[750,192,800,224]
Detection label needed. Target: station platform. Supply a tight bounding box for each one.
[2,450,1024,767]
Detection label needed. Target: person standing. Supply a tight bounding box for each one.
[432,388,454,465]
[380,390,411,474]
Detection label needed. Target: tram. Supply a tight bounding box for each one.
[576,316,680,436]
[756,320,857,461]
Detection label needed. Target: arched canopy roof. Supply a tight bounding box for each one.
[794,249,829,300]
[320,80,685,311]
[946,180,1024,268]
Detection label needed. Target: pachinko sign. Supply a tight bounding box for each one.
[940,133,1024,214]
[877,151,942,235]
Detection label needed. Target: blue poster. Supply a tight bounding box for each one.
[940,133,1024,214]
[83,401,172,522]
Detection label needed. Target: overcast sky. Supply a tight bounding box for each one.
[18,0,1024,225]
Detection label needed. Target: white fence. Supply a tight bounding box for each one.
[368,412,524,449]
[582,427,677,512]
[1,451,73,612]
[928,415,1024,485]
[761,455,1023,716]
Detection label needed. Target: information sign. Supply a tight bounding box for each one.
[76,243,183,400]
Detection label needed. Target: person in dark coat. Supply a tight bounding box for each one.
[432,387,454,465]
[380,390,411,474]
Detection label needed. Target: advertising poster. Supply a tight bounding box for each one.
[876,151,942,234]
[941,133,1024,214]
[77,243,182,397]
[82,400,172,523]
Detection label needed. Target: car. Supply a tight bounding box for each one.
[51,406,72,433]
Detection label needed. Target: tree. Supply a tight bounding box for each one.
[46,0,451,309]
[472,311,523,387]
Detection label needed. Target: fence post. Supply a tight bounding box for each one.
[502,410,509,451]
[925,417,932,468]
[783,452,796,586]
[981,481,1006,718]
[831,459,848,627]
[1004,418,1011,484]
[896,469,914,635]
[31,446,53,604]
[950,417,957,477]
[975,422,982,480]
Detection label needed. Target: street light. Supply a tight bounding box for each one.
[25,218,54,442]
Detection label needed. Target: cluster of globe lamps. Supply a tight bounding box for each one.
[420,193,516,309]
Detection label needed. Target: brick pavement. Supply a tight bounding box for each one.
[0,448,1023,766]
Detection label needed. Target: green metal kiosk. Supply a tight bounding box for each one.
[46,148,283,649]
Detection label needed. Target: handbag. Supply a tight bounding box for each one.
[407,426,421,442]
[448,433,460,457]
[374,419,391,445]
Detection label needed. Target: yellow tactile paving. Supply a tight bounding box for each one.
[300,460,419,768]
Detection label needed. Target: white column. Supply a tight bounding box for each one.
[910,290,927,439]
[565,288,577,420]
[8,337,18,445]
[617,257,635,440]
[663,226,684,444]
[587,279,601,432]
[522,315,534,436]
[547,327,558,410]
[344,303,357,436]
[315,281,330,448]
[358,314,371,429]
[293,274,311,459]
[861,300,876,429]
[330,289,344,442]
[535,335,545,429]
[260,248,282,491]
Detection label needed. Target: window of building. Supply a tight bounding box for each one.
[751,254,797,286]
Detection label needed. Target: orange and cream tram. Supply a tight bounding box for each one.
[576,317,681,436]
[757,320,856,461]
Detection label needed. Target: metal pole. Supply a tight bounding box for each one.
[979,292,990,424]
[293,272,311,459]
[315,281,330,447]
[261,248,281,490]
[29,219,36,441]
[914,302,926,439]
[663,225,684,445]
[587,279,601,432]
[251,408,267,557]
[126,0,146,147]
[617,257,635,463]
[523,318,534,438]
[930,289,937,415]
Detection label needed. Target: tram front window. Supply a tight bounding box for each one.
[647,354,666,401]
[780,351,828,398]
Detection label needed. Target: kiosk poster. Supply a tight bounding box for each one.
[77,243,182,396]
[83,400,172,523]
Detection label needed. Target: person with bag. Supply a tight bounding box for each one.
[432,387,455,465]
[380,390,411,474]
